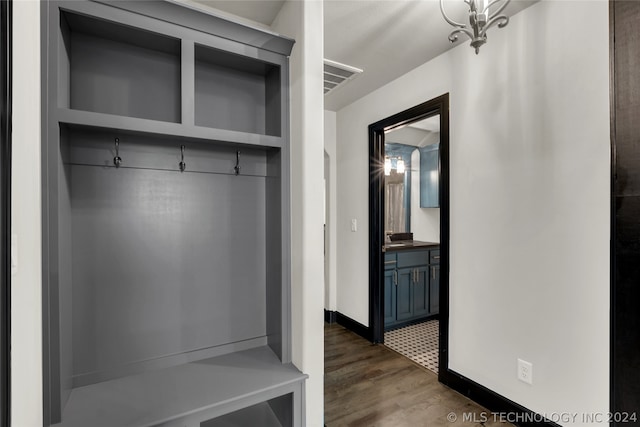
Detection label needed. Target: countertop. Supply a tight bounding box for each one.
[383,240,439,252]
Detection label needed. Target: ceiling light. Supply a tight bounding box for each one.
[396,159,405,174]
[440,0,511,54]
[384,157,392,176]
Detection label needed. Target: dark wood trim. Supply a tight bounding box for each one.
[609,1,616,423]
[367,117,384,344]
[609,0,640,422]
[0,1,12,425]
[335,312,369,341]
[440,371,560,427]
[324,309,337,324]
[367,93,450,363]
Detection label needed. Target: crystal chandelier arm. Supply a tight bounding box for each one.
[479,15,509,37]
[448,27,475,43]
[483,0,510,17]
[440,0,467,28]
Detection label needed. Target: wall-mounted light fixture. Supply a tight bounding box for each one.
[440,0,511,54]
[384,156,406,176]
[384,157,392,176]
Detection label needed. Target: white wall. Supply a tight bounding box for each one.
[336,0,609,423]
[272,1,325,425]
[11,1,43,426]
[410,149,440,242]
[324,110,337,311]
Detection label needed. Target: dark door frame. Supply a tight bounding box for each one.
[367,93,450,381]
[0,0,12,425]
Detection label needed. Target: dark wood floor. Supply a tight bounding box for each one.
[324,323,507,427]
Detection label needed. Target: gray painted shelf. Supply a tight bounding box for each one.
[57,108,284,149]
[52,346,306,427]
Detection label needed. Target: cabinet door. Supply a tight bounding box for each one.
[383,270,397,326]
[396,268,414,321]
[429,264,440,314]
[419,144,440,208]
[413,266,430,318]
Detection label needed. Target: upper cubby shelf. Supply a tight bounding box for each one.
[60,10,182,123]
[195,44,281,137]
[57,6,287,141]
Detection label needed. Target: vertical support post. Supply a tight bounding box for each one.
[181,39,195,126]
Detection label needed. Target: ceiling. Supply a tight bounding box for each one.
[190,0,536,111]
[189,0,285,27]
[387,115,440,147]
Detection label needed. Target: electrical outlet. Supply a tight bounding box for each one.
[351,218,357,232]
[517,358,533,385]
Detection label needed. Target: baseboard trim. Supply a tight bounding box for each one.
[440,369,561,427]
[335,312,370,341]
[324,310,337,324]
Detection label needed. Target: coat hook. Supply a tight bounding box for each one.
[179,145,186,172]
[113,137,122,168]
[234,151,241,176]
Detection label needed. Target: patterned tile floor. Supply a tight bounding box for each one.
[384,319,439,374]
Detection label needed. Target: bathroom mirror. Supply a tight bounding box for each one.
[384,114,441,236]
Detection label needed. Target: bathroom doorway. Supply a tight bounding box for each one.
[368,94,450,381]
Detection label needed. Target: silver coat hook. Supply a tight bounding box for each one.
[179,145,186,172]
[113,137,122,168]
[234,151,241,176]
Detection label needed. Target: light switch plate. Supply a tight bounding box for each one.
[351,218,357,232]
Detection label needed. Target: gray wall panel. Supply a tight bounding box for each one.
[265,150,282,360]
[264,67,281,137]
[195,62,266,135]
[59,141,74,408]
[70,165,267,381]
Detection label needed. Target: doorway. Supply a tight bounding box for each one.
[368,94,449,381]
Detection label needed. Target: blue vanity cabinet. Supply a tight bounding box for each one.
[413,266,430,318]
[384,247,439,330]
[396,268,415,321]
[429,264,440,314]
[419,143,440,208]
[429,249,440,315]
[383,270,397,325]
[383,253,397,325]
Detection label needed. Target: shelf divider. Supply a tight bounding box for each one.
[182,39,196,126]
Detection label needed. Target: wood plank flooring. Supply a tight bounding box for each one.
[324,323,508,427]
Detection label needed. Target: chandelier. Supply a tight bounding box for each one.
[440,0,511,54]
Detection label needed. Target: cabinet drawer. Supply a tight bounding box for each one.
[397,250,429,268]
[384,253,397,270]
[430,249,440,265]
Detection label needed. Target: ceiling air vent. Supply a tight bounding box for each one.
[324,59,363,95]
